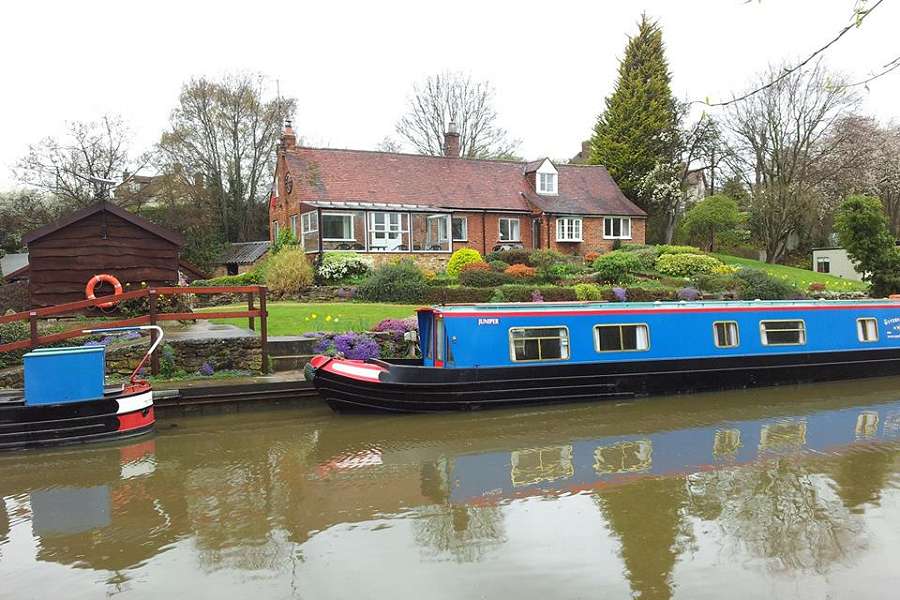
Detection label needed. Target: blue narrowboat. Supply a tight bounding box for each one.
[308,299,900,412]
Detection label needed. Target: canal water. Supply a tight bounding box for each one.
[2,379,899,600]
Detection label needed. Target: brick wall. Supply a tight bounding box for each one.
[546,216,646,255]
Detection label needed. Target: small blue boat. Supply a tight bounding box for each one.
[308,299,900,412]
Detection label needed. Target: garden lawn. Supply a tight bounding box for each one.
[712,254,867,292]
[199,302,421,336]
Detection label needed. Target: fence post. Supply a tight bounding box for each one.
[259,286,269,374]
[149,289,159,376]
[29,311,38,349]
[247,292,255,331]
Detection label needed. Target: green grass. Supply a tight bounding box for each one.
[712,254,867,292]
[198,302,420,336]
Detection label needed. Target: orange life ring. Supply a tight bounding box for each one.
[86,273,124,308]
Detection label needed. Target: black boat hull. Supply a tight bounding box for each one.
[312,348,900,413]
[0,386,155,451]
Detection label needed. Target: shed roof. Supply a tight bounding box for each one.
[0,253,28,277]
[218,241,271,265]
[22,201,185,246]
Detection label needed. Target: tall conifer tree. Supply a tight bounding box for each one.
[590,14,678,213]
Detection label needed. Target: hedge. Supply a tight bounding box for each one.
[424,286,495,304]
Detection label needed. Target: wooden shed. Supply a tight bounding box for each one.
[22,202,184,307]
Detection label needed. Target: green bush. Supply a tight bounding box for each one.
[489,260,510,272]
[459,269,513,287]
[316,251,372,283]
[629,246,660,271]
[655,253,723,277]
[592,251,642,283]
[618,244,652,252]
[0,321,28,369]
[486,248,532,265]
[498,285,578,302]
[691,273,740,293]
[529,249,566,272]
[574,283,603,301]
[447,248,484,279]
[734,268,800,300]
[657,244,702,255]
[358,259,427,303]
[264,247,315,296]
[424,286,494,304]
[193,271,263,287]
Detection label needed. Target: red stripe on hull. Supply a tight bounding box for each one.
[118,406,155,432]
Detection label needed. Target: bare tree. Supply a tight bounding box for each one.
[375,135,403,153]
[724,62,860,263]
[158,74,295,242]
[14,115,145,209]
[395,71,519,159]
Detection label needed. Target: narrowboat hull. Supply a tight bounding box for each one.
[310,348,900,413]
[0,385,155,451]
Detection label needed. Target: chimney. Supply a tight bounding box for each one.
[581,140,591,162]
[281,119,297,150]
[444,121,460,158]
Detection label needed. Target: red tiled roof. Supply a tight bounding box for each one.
[284,147,645,217]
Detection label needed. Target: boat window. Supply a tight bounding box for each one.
[594,324,649,352]
[760,320,806,346]
[509,327,570,362]
[857,318,878,342]
[713,321,739,348]
[435,318,446,364]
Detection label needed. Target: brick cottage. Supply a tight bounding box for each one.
[269,122,645,269]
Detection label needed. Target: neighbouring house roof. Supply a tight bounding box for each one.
[218,241,271,265]
[1,253,28,278]
[22,201,185,246]
[284,147,645,217]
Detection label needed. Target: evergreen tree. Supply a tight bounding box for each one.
[589,14,679,212]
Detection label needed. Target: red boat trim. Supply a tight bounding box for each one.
[322,359,387,383]
[118,405,155,432]
[440,303,900,319]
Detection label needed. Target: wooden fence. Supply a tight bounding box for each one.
[0,286,269,375]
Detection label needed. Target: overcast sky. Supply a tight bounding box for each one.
[1,0,898,190]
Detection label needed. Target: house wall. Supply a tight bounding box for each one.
[27,211,179,307]
[811,248,863,281]
[546,216,646,255]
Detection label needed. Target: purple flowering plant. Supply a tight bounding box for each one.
[314,332,381,361]
[612,287,628,302]
[677,287,701,301]
[531,289,544,303]
[199,362,215,376]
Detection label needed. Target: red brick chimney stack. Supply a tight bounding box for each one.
[444,121,460,158]
[281,119,297,151]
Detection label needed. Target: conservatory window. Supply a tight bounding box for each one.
[713,321,740,348]
[499,217,520,242]
[321,213,354,241]
[760,320,806,346]
[452,216,468,241]
[857,318,878,342]
[603,217,631,239]
[509,326,570,362]
[556,218,583,242]
[301,212,318,234]
[368,212,409,251]
[595,324,650,352]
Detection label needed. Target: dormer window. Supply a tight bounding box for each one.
[539,172,557,194]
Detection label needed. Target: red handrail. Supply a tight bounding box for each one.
[0,285,270,374]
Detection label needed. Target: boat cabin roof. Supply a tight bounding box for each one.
[422,299,900,315]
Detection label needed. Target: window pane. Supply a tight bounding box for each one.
[510,219,520,240]
[597,326,622,351]
[510,327,568,361]
[452,217,467,240]
[714,322,739,347]
[858,318,878,342]
[762,321,805,345]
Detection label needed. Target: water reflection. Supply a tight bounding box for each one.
[0,378,899,599]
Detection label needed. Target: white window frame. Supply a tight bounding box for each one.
[508,326,570,362]
[427,214,450,243]
[593,323,650,353]
[556,217,583,242]
[499,217,521,242]
[301,211,318,235]
[713,321,740,348]
[760,320,807,346]
[816,257,831,274]
[452,216,468,241]
[539,172,558,195]
[857,318,878,342]
[321,212,355,241]
[368,212,409,251]
[603,217,632,240]
[289,214,298,237]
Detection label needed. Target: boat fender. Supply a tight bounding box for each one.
[85,273,124,308]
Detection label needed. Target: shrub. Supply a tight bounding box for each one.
[486,248,532,265]
[574,283,603,301]
[0,320,28,369]
[655,253,724,278]
[505,264,537,278]
[677,287,701,301]
[264,247,315,296]
[529,249,566,273]
[459,268,512,287]
[497,285,577,302]
[611,287,627,302]
[619,244,651,252]
[489,259,510,272]
[314,332,381,361]
[447,248,483,279]
[691,273,739,293]
[193,271,263,287]
[531,289,544,303]
[316,252,373,283]
[584,252,601,263]
[373,317,418,333]
[734,268,799,300]
[657,244,702,255]
[592,251,642,283]
[616,286,678,302]
[630,246,660,271]
[0,281,29,314]
[490,289,507,302]
[357,259,427,303]
[460,261,491,273]
[424,286,495,304]
[271,227,299,254]
[808,282,826,293]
